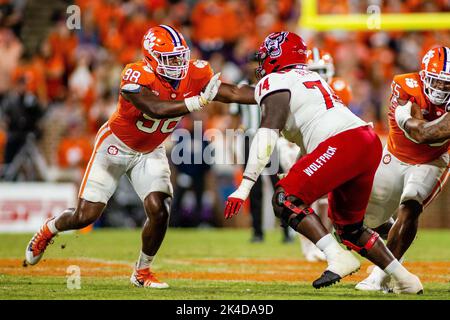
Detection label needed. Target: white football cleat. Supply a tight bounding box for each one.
[130,265,169,289]
[300,235,326,262]
[25,217,57,265]
[355,266,391,292]
[392,273,423,294]
[326,249,361,278]
[313,249,360,288]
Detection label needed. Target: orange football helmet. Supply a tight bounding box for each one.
[142,25,190,80]
[306,48,335,83]
[420,46,450,107]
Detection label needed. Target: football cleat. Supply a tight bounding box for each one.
[305,249,327,263]
[313,249,360,288]
[130,266,169,289]
[313,270,341,288]
[355,266,392,292]
[392,273,423,295]
[300,235,326,262]
[25,217,57,265]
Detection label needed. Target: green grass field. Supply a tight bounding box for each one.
[0,228,449,300]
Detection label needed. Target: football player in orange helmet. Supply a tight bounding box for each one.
[25,25,256,288]
[357,46,449,292]
[306,48,352,106]
[395,47,450,143]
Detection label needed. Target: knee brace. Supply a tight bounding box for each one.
[336,222,380,257]
[273,190,314,230]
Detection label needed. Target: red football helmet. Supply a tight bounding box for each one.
[420,46,450,107]
[255,31,308,80]
[142,25,190,80]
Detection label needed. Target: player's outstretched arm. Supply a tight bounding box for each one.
[121,73,221,119]
[224,91,290,219]
[121,85,191,119]
[395,100,450,144]
[214,82,257,104]
[404,113,450,144]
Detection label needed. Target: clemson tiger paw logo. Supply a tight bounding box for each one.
[143,31,156,53]
[405,78,418,88]
[107,145,119,155]
[193,60,208,68]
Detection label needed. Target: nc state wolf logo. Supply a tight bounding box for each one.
[264,32,288,58]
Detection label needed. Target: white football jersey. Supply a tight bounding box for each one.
[254,66,368,154]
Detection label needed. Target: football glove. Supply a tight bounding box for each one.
[184,72,221,112]
[395,100,420,143]
[395,100,413,131]
[224,178,253,219]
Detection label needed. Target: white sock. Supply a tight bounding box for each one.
[47,218,59,234]
[368,265,388,281]
[137,251,154,270]
[368,256,405,282]
[315,234,343,257]
[384,259,410,281]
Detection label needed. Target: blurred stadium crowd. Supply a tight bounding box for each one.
[0,0,449,228]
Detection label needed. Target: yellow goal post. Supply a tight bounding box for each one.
[299,0,450,31]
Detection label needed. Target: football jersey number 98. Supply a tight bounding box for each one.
[136,114,182,134]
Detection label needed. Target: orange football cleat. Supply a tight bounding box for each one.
[130,265,169,289]
[25,218,57,265]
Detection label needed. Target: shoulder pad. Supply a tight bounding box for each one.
[189,60,213,80]
[121,61,155,87]
[393,73,422,97]
[255,72,291,105]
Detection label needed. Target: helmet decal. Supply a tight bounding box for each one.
[264,32,288,58]
[422,49,434,70]
[143,31,157,54]
[159,24,183,47]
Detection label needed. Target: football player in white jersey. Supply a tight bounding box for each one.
[224,31,423,293]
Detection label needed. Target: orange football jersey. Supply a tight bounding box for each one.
[108,59,213,153]
[329,77,352,106]
[387,72,449,164]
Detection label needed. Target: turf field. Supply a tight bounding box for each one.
[0,228,449,300]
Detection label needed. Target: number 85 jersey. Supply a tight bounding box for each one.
[108,60,213,153]
[255,66,367,154]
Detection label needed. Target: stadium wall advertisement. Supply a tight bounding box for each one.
[0,183,77,232]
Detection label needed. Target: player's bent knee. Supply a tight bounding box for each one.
[74,200,105,228]
[272,188,313,230]
[144,193,172,223]
[72,207,99,229]
[335,222,380,257]
[272,187,286,219]
[399,200,423,219]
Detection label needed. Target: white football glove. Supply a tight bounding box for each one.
[395,100,413,131]
[184,72,221,112]
[395,100,420,143]
[228,178,254,202]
